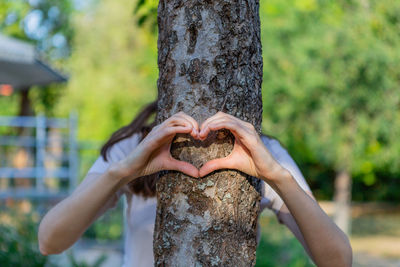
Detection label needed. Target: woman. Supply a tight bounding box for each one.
[38,102,352,267]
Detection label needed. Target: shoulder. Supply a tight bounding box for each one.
[261,135,297,168]
[111,132,142,152]
[105,132,142,162]
[87,132,142,174]
[260,134,311,193]
[260,135,286,160]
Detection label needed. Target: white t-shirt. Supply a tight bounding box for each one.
[87,133,311,267]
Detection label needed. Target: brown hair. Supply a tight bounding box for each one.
[101,101,158,198]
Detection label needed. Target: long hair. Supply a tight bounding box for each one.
[101,101,158,198]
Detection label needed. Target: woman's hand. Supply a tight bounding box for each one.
[109,112,200,182]
[198,112,289,183]
[200,112,353,266]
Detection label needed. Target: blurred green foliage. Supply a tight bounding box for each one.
[256,212,313,267]
[66,251,107,267]
[55,0,158,141]
[0,209,49,267]
[83,200,124,241]
[1,0,400,201]
[0,204,117,267]
[260,0,400,189]
[0,0,74,58]
[0,0,75,116]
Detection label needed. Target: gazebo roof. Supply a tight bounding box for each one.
[0,34,68,89]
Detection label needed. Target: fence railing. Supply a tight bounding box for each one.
[0,113,78,199]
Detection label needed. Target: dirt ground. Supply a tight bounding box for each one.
[323,201,400,267]
[353,252,400,267]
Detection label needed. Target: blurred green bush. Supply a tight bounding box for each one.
[0,203,119,267]
[0,207,50,267]
[256,213,313,267]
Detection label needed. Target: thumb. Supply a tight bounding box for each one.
[167,158,199,178]
[199,156,234,177]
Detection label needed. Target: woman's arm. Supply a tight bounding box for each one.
[271,173,352,267]
[277,194,317,261]
[38,171,125,255]
[199,112,352,267]
[38,112,199,255]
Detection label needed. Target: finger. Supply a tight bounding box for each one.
[199,118,224,139]
[199,112,240,139]
[208,120,261,149]
[199,111,235,127]
[182,117,200,139]
[170,112,198,130]
[167,158,199,178]
[168,114,199,138]
[147,125,191,148]
[210,112,253,131]
[174,112,199,134]
[163,125,193,137]
[199,113,224,136]
[199,156,235,177]
[200,118,246,140]
[208,120,242,135]
[161,115,193,133]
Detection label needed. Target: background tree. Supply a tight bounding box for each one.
[259,0,400,234]
[0,0,73,59]
[153,0,263,265]
[0,0,74,116]
[56,0,158,141]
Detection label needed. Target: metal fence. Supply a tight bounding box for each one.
[0,113,78,199]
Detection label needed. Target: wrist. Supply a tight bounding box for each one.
[261,167,295,192]
[106,161,137,185]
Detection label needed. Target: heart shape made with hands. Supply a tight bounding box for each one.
[170,128,236,175]
[158,111,263,179]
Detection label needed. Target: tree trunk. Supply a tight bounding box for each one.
[14,88,35,188]
[18,88,34,117]
[154,0,263,266]
[334,170,352,235]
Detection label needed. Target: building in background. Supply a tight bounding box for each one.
[0,33,76,201]
[0,33,67,115]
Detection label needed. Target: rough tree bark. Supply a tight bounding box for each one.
[154,0,263,266]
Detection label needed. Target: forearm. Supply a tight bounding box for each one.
[278,208,314,258]
[268,171,352,267]
[38,168,124,255]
